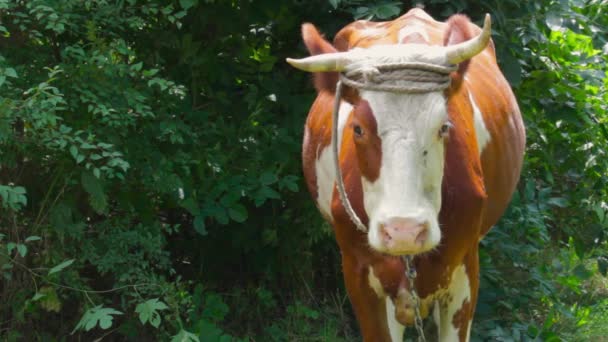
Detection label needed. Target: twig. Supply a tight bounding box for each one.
[3,252,164,295]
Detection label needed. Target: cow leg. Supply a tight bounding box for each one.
[436,250,479,342]
[342,254,402,342]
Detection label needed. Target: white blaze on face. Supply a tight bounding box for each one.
[362,90,448,254]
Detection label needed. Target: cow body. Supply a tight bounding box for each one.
[296,8,525,341]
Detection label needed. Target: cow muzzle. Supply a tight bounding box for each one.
[379,217,430,255]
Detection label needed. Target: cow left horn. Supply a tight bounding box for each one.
[286,52,350,72]
[445,14,492,65]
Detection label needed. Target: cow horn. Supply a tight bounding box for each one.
[445,14,492,65]
[286,52,351,72]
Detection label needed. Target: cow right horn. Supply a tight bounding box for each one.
[445,14,492,65]
[286,52,351,72]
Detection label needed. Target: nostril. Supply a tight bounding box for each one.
[380,224,392,241]
[415,226,429,245]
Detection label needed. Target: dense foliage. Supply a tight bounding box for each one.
[0,0,606,341]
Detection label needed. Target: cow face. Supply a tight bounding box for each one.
[352,91,449,255]
[289,15,490,255]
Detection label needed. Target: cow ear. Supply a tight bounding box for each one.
[443,14,475,79]
[301,23,339,93]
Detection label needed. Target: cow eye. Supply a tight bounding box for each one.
[353,125,363,137]
[439,121,453,138]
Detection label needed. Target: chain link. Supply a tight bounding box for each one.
[403,255,426,342]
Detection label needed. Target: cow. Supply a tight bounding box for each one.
[286,7,525,342]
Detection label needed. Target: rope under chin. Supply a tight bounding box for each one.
[331,61,456,233]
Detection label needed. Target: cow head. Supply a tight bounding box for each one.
[288,15,491,256]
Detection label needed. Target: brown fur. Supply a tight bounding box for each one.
[352,100,382,182]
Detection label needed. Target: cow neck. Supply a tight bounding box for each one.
[331,61,456,233]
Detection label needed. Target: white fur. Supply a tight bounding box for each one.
[369,266,405,341]
[359,27,386,39]
[314,101,353,220]
[360,90,447,255]
[385,296,405,342]
[397,25,430,44]
[438,264,472,341]
[469,92,491,154]
[346,44,451,71]
[368,266,384,297]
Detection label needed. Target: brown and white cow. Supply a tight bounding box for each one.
[287,8,525,342]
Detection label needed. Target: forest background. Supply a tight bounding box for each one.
[1,0,607,341]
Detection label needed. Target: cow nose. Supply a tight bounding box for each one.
[380,217,429,254]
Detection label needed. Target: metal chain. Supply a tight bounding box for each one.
[403,255,426,342]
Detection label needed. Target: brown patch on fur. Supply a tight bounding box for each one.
[352,100,381,182]
[443,14,475,81]
[452,298,473,341]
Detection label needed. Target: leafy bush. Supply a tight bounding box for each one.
[0,0,606,340]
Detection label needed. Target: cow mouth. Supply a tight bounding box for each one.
[368,215,441,256]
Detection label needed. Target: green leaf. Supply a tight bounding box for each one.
[32,292,47,301]
[500,52,522,87]
[76,154,85,164]
[4,68,17,78]
[228,204,248,223]
[572,264,592,280]
[179,0,197,10]
[72,305,123,333]
[193,215,207,235]
[171,329,200,342]
[329,0,340,9]
[81,171,108,213]
[135,298,169,328]
[202,293,229,321]
[69,145,78,160]
[181,197,199,216]
[7,242,16,254]
[547,197,568,208]
[0,185,27,210]
[131,62,143,71]
[48,259,75,275]
[280,175,299,192]
[25,236,41,242]
[374,4,400,19]
[259,171,277,185]
[17,244,27,257]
